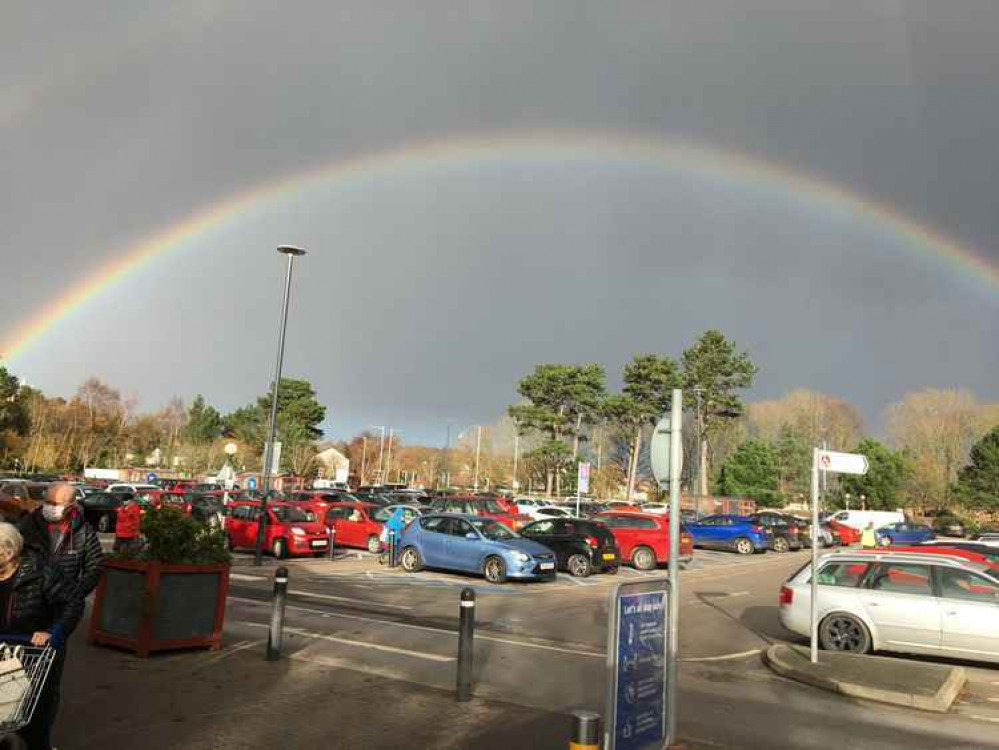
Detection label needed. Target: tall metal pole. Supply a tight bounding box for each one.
[512,432,520,491]
[385,428,395,483]
[443,423,451,490]
[810,447,820,663]
[666,388,683,745]
[254,245,306,567]
[360,436,368,486]
[372,426,386,484]
[473,425,482,491]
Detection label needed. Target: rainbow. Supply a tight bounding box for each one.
[3,128,998,363]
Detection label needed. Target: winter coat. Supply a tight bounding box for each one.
[18,507,105,599]
[3,550,83,642]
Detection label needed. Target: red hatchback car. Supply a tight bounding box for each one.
[595,511,694,571]
[226,501,330,558]
[324,502,385,554]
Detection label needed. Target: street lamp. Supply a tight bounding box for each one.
[253,245,307,566]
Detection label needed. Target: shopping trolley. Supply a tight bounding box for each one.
[0,635,56,739]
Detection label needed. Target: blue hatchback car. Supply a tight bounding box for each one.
[398,513,557,583]
[686,514,771,555]
[876,522,936,546]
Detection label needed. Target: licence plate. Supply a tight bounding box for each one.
[539,562,555,570]
[310,540,328,548]
[602,553,616,560]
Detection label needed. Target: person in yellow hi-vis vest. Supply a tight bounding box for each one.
[860,521,878,549]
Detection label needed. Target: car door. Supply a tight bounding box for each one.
[418,516,450,567]
[860,562,942,653]
[691,516,720,548]
[935,567,999,661]
[227,506,247,547]
[521,520,559,559]
[445,518,483,572]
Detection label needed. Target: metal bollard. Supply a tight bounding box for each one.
[456,587,475,702]
[569,710,601,750]
[266,566,289,661]
[388,531,398,568]
[328,527,336,562]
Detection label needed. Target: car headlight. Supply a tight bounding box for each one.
[290,527,304,536]
[512,551,530,563]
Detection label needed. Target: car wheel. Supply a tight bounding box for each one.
[272,538,287,559]
[367,535,382,554]
[734,538,755,555]
[631,546,657,571]
[97,514,112,533]
[568,553,592,578]
[772,537,790,553]
[820,613,871,654]
[401,547,423,573]
[483,556,507,584]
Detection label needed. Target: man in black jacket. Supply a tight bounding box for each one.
[18,483,105,600]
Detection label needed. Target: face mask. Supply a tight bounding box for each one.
[42,505,67,522]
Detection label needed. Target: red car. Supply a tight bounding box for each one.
[225,501,330,558]
[324,502,385,553]
[594,511,694,571]
[428,496,532,530]
[856,545,999,573]
[826,518,861,545]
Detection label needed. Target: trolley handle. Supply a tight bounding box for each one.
[0,633,60,649]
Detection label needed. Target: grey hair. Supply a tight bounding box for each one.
[0,523,23,562]
[46,482,77,505]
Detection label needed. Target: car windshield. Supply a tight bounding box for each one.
[271,506,313,523]
[470,518,517,541]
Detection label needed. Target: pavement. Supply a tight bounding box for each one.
[64,542,999,749]
[764,643,966,712]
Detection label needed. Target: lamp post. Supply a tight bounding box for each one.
[253,245,307,566]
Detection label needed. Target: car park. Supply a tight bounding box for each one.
[226,501,329,558]
[876,522,935,546]
[398,513,556,583]
[427,496,532,530]
[687,514,771,555]
[519,517,619,577]
[595,511,693,570]
[325,502,385,553]
[779,549,999,663]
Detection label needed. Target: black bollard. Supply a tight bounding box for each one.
[569,710,601,750]
[456,587,475,702]
[388,531,398,568]
[266,566,289,661]
[328,526,336,562]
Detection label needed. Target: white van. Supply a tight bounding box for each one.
[829,510,905,530]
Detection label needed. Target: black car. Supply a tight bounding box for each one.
[749,512,802,553]
[519,517,620,577]
[81,489,133,532]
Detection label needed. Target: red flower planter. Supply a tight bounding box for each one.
[89,558,230,657]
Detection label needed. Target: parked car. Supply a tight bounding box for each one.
[106,483,160,495]
[680,510,703,525]
[928,515,967,538]
[826,518,861,545]
[826,509,906,540]
[427,496,532,530]
[749,512,802,553]
[639,503,669,515]
[189,493,227,528]
[372,504,423,527]
[226,501,330,558]
[515,497,550,518]
[876,522,936,546]
[398,513,556,583]
[779,549,999,662]
[687,515,771,555]
[325,502,385,553]
[80,489,127,532]
[519,517,620,577]
[594,511,693,571]
[918,540,999,566]
[859,545,999,573]
[0,481,49,520]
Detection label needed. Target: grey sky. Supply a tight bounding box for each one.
[2,1,997,444]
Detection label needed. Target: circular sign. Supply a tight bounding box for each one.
[147,472,158,483]
[224,442,238,456]
[247,476,258,490]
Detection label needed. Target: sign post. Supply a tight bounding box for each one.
[576,462,591,517]
[605,577,669,750]
[809,448,869,663]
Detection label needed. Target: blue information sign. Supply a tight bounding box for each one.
[611,589,667,750]
[247,476,258,491]
[147,472,158,483]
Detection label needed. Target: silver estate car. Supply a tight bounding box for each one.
[779,550,999,663]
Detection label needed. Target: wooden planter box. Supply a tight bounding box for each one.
[89,558,230,657]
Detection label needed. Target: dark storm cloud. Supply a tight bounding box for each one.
[2,1,997,442]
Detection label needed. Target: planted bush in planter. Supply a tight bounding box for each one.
[90,506,232,657]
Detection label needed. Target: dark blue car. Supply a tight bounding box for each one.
[876,522,936,546]
[686,514,771,555]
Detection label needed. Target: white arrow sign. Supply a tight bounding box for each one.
[816,450,869,475]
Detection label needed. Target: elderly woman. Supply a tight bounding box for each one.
[0,522,82,750]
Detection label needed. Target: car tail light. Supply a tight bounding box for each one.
[779,585,794,605]
[585,535,600,548]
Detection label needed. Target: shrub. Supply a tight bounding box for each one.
[114,505,230,564]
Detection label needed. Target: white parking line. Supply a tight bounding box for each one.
[241,622,455,662]
[288,590,414,611]
[229,596,604,658]
[680,649,761,663]
[229,573,267,582]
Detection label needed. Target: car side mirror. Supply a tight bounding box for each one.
[466,532,477,540]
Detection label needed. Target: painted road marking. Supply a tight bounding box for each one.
[241,622,455,662]
[229,597,604,658]
[288,589,414,611]
[229,573,267,582]
[680,649,761,663]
